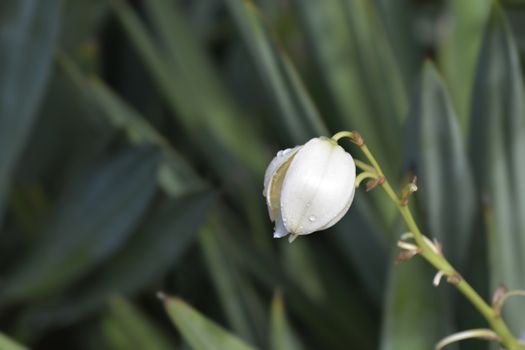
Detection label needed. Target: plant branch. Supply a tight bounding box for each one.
[333,131,525,350]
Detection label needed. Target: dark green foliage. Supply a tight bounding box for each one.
[1,0,525,349]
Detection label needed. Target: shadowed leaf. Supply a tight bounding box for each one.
[470,3,525,335]
[0,0,60,222]
[0,146,158,302]
[161,295,257,350]
[102,297,175,350]
[270,292,304,350]
[224,0,328,143]
[405,62,475,267]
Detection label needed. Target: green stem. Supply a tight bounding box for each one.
[355,159,375,173]
[334,132,524,350]
[355,171,378,188]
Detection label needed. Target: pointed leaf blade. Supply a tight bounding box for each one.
[469,4,525,335]
[270,293,304,350]
[102,297,175,350]
[0,333,28,350]
[0,0,61,220]
[405,62,475,267]
[223,0,328,142]
[0,147,158,302]
[162,296,257,350]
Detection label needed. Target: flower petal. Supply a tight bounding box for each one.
[263,146,300,221]
[280,138,356,235]
[273,213,289,238]
[317,185,356,231]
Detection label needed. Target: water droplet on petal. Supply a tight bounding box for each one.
[308,215,316,222]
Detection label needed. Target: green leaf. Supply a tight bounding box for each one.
[198,222,260,345]
[0,332,28,350]
[0,0,60,221]
[111,0,270,246]
[469,3,525,334]
[60,0,109,51]
[438,0,491,133]
[405,62,475,267]
[375,0,421,86]
[332,205,387,304]
[87,78,205,196]
[270,293,304,350]
[224,0,328,143]
[280,239,326,303]
[295,0,407,176]
[161,295,257,350]
[0,146,158,302]
[217,206,375,350]
[102,297,175,350]
[112,0,269,175]
[15,191,216,331]
[199,213,266,343]
[294,0,402,231]
[380,259,453,350]
[58,52,206,197]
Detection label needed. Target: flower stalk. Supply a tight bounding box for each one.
[332,130,525,350]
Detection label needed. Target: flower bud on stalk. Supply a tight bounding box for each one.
[263,137,356,242]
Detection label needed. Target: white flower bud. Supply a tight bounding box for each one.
[263,137,356,242]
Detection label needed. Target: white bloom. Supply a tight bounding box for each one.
[263,137,356,242]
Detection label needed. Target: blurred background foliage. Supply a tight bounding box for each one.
[1,0,525,349]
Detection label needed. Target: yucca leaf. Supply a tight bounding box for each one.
[224,0,328,143]
[270,292,304,350]
[161,295,257,350]
[295,0,406,176]
[380,259,454,350]
[86,76,204,195]
[438,0,491,133]
[198,222,262,346]
[332,205,387,304]
[114,0,269,175]
[0,0,60,222]
[0,146,158,302]
[59,52,206,197]
[375,0,421,85]
[60,0,109,50]
[280,239,326,303]
[280,235,378,344]
[218,207,374,350]
[0,333,28,350]
[15,191,216,332]
[341,0,408,130]
[295,0,401,233]
[112,0,269,246]
[470,3,525,335]
[102,297,175,350]
[60,51,265,343]
[405,62,475,267]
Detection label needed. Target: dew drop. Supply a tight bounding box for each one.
[282,148,292,156]
[277,150,283,157]
[308,215,316,222]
